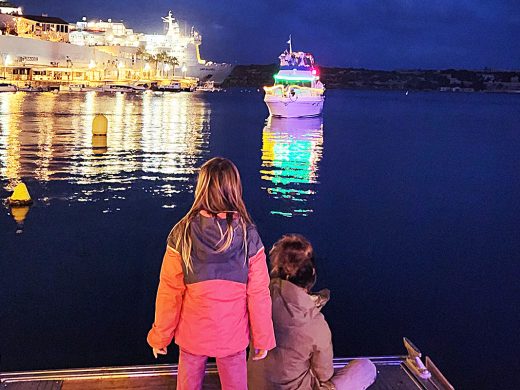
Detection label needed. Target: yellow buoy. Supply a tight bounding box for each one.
[11,205,30,224]
[11,206,30,234]
[92,114,108,136]
[8,182,33,206]
[92,134,108,154]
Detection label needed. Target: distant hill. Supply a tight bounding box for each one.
[223,65,520,92]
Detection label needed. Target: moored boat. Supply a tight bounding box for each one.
[153,81,182,92]
[101,84,147,93]
[197,80,222,92]
[0,83,17,92]
[68,84,101,92]
[18,85,44,92]
[264,47,325,118]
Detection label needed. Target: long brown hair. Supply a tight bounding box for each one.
[169,157,253,271]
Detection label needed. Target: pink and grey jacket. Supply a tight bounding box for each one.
[147,212,276,357]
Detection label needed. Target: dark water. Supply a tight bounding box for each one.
[0,90,518,389]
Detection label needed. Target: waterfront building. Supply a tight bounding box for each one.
[15,14,70,42]
[69,11,233,84]
[0,0,22,15]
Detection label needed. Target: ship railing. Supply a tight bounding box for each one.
[264,85,324,97]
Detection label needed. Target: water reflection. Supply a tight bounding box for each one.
[260,116,324,217]
[0,92,211,205]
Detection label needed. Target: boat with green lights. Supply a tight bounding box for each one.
[264,49,325,118]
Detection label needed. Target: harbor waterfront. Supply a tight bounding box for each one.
[0,90,519,389]
[0,9,233,89]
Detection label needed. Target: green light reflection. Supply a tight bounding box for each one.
[261,116,324,217]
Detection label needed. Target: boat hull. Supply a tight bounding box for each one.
[264,96,324,118]
[101,85,146,93]
[0,85,17,92]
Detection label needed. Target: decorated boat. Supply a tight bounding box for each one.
[264,44,325,118]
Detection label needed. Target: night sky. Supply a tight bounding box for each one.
[17,0,520,70]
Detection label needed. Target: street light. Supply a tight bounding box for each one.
[117,61,124,80]
[88,60,96,81]
[2,54,12,80]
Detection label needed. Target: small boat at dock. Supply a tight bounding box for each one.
[152,81,182,92]
[197,81,222,92]
[0,83,17,92]
[68,84,101,92]
[18,84,45,92]
[101,84,147,93]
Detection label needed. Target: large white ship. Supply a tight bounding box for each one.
[0,4,234,85]
[71,11,234,84]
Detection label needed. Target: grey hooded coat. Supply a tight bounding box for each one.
[248,278,334,390]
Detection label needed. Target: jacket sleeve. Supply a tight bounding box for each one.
[310,320,335,383]
[247,247,276,351]
[147,246,186,349]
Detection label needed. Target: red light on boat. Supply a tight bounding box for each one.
[311,69,317,75]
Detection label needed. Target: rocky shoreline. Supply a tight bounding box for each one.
[222,64,520,93]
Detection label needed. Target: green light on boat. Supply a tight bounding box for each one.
[273,74,317,82]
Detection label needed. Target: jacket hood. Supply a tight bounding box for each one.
[270,278,330,327]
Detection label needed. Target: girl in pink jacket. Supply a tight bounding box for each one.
[147,157,276,390]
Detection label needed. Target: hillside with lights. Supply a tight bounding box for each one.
[223,64,520,92]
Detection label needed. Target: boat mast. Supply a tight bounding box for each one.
[287,35,292,53]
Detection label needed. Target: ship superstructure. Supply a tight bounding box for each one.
[69,11,233,84]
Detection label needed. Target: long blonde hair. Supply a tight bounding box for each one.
[169,157,253,271]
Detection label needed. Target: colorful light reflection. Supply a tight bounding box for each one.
[261,116,324,217]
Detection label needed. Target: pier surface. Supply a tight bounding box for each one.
[1,356,452,389]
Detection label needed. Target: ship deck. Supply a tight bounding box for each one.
[0,355,453,389]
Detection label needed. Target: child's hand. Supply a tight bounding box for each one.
[152,347,168,358]
[251,349,268,360]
